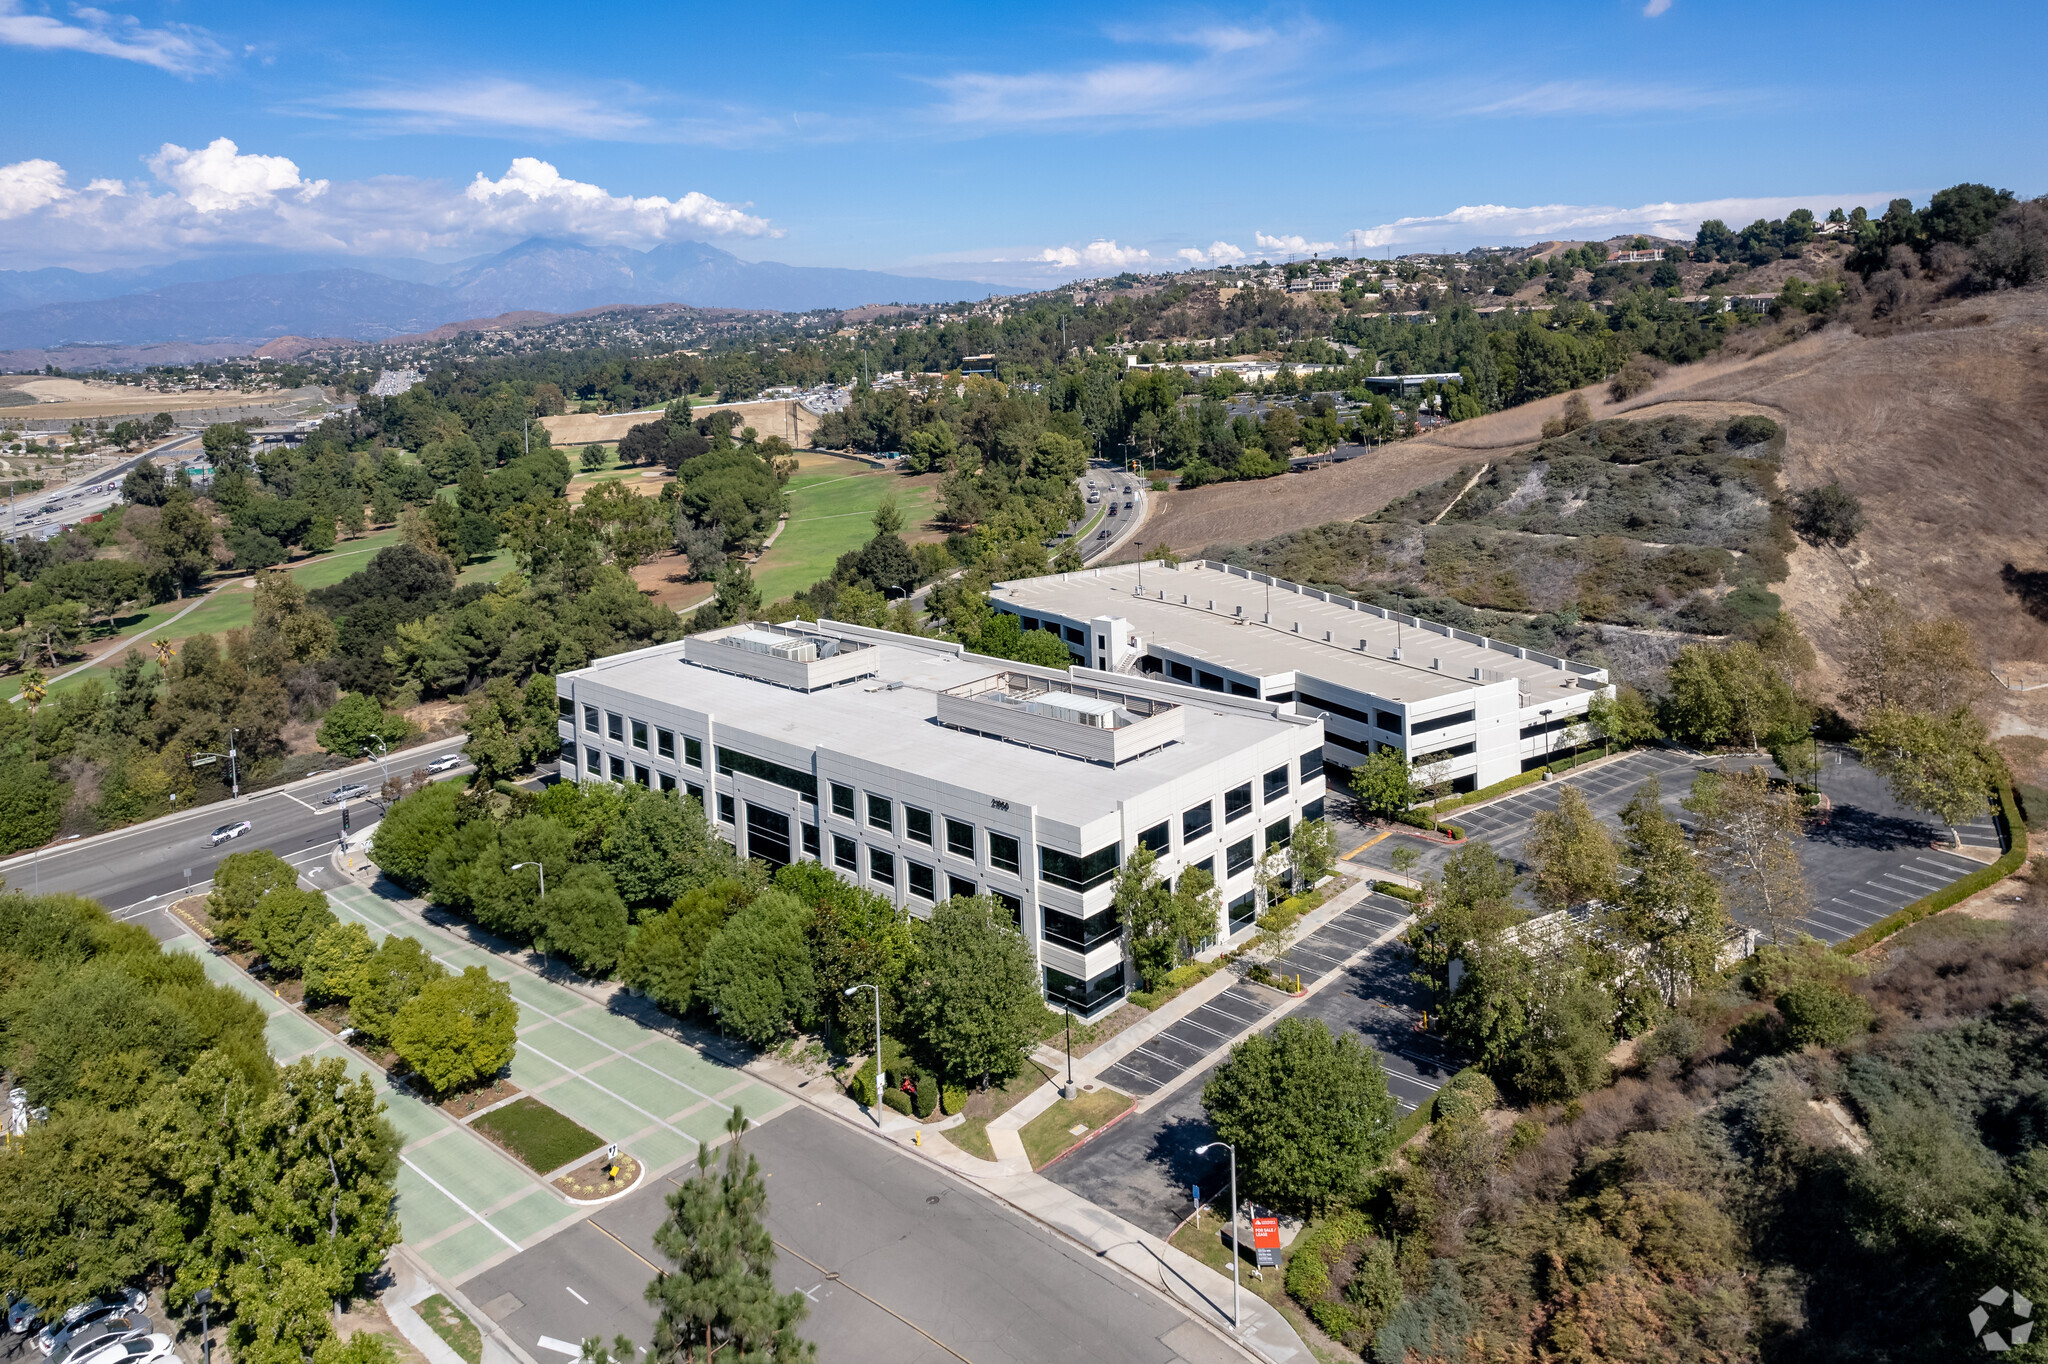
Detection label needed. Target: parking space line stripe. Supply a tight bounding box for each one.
[586,1218,661,1273]
[400,1154,522,1252]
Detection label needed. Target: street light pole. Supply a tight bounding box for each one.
[844,983,883,1118]
[194,1288,212,1364]
[228,726,240,798]
[510,861,545,899]
[1196,1140,1241,1331]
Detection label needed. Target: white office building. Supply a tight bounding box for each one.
[989,561,1612,794]
[554,620,1326,1018]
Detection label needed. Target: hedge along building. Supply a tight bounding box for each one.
[989,561,1613,794]
[554,620,1325,1019]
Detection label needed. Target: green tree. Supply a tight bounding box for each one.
[1663,642,1803,751]
[621,883,743,1015]
[1792,481,1865,549]
[390,966,517,1095]
[899,894,1041,1087]
[1350,746,1421,820]
[1585,685,1661,756]
[1201,1017,1398,1214]
[245,885,339,977]
[959,611,1076,669]
[303,921,377,1007]
[0,758,65,855]
[1512,956,1616,1102]
[207,848,301,946]
[601,786,733,909]
[647,1107,813,1364]
[369,780,462,891]
[538,864,630,977]
[1523,785,1619,913]
[1853,705,2000,848]
[777,864,911,1051]
[348,935,446,1047]
[316,692,412,758]
[1289,817,1338,888]
[1609,778,1729,1006]
[694,890,815,1047]
[1776,979,1874,1049]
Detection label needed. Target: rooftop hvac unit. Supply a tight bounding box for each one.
[1019,692,1129,728]
[727,628,819,662]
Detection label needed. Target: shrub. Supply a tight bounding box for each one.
[1375,881,1423,903]
[1636,1013,1703,1067]
[1285,1210,1400,1346]
[1432,1069,1500,1121]
[1724,415,1780,448]
[1777,981,1875,1049]
[941,1083,966,1115]
[882,1087,913,1115]
[912,1070,939,1119]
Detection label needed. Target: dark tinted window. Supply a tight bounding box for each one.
[989,831,1021,874]
[1264,765,1289,801]
[1138,820,1170,856]
[949,874,978,900]
[717,747,818,801]
[631,719,648,750]
[1300,750,1321,781]
[831,782,855,818]
[1225,782,1253,821]
[1039,844,1120,891]
[1182,800,1213,840]
[833,834,857,870]
[657,728,675,759]
[801,823,820,858]
[1412,708,1475,735]
[908,862,935,900]
[1227,837,1254,876]
[685,736,703,768]
[946,818,975,858]
[867,793,892,831]
[1266,817,1291,849]
[1041,905,1120,951]
[716,792,734,822]
[1375,709,1402,732]
[905,806,933,845]
[869,847,896,886]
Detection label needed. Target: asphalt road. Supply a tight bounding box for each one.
[461,1104,1237,1364]
[0,733,468,938]
[1,435,195,541]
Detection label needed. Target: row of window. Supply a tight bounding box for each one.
[572,700,707,768]
[823,781,1024,873]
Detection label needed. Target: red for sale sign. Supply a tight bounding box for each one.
[1251,1217,1281,1267]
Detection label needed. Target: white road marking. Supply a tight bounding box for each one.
[565,1287,588,1305]
[536,1338,582,1357]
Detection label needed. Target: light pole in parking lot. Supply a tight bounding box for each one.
[1195,1140,1242,1331]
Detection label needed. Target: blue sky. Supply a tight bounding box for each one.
[0,0,2041,284]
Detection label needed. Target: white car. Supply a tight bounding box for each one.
[62,1331,169,1364]
[425,754,463,774]
[322,783,370,805]
[210,820,252,846]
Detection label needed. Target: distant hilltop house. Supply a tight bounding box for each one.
[1608,248,1664,264]
[1285,277,1342,293]
[1680,293,1777,314]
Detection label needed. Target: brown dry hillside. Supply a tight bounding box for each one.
[1131,283,2048,746]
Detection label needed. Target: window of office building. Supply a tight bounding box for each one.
[607,712,624,742]
[1138,820,1170,856]
[1227,837,1254,876]
[948,874,977,900]
[585,746,601,774]
[908,861,935,901]
[659,773,676,793]
[656,728,675,759]
[717,747,818,802]
[1417,740,1477,760]
[1264,765,1289,802]
[831,783,855,819]
[833,834,858,871]
[684,736,703,769]
[905,806,933,846]
[1041,905,1121,952]
[686,782,704,806]
[1374,709,1402,732]
[1266,816,1291,849]
[1300,750,1322,781]
[746,804,791,868]
[1228,891,1257,933]
[801,823,820,858]
[634,764,650,787]
[559,695,574,719]
[1411,708,1475,736]
[946,818,974,859]
[1039,844,1120,892]
[994,890,1022,928]
[989,830,1021,875]
[609,755,626,782]
[631,719,648,751]
[1194,856,1215,879]
[1043,963,1127,1016]
[717,793,734,823]
[1224,782,1252,822]
[1063,626,1085,645]
[559,735,575,761]
[1304,797,1325,823]
[866,793,892,832]
[583,704,599,733]
[1182,800,1213,841]
[869,847,896,887]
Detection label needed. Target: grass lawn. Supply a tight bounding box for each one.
[941,1064,1052,1162]
[751,467,938,604]
[1166,1217,1349,1363]
[415,1295,482,1364]
[1019,1086,1134,1169]
[469,1096,604,1175]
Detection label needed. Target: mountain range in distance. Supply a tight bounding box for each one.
[0,238,1023,356]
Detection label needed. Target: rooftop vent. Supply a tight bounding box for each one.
[936,672,1184,764]
[683,623,876,691]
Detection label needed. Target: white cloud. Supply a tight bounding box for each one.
[1032,239,1153,271]
[325,80,654,140]
[1466,79,1736,116]
[1176,240,1247,265]
[149,138,325,212]
[931,22,1310,129]
[1255,231,1336,257]
[0,159,70,219]
[1341,193,1893,252]
[1644,0,1674,15]
[0,147,779,270]
[0,0,225,73]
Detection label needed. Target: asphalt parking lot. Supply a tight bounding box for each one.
[1335,745,2006,945]
[462,1103,1230,1364]
[1050,894,1454,1239]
